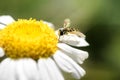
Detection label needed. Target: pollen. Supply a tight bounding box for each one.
[0,19,58,60]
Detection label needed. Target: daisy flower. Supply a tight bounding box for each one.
[0,15,89,80]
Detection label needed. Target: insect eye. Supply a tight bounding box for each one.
[59,30,64,35]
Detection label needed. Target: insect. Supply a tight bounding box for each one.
[57,19,86,38]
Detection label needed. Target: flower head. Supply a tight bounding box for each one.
[0,15,89,80]
[0,19,58,60]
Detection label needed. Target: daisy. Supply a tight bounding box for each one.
[0,15,89,80]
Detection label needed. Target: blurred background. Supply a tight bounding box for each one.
[0,0,120,80]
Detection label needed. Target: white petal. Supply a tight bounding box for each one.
[17,58,39,80]
[38,58,64,80]
[0,58,16,80]
[38,59,50,80]
[77,37,89,47]
[53,51,86,79]
[16,59,28,80]
[43,21,55,29]
[59,34,89,47]
[0,24,6,29]
[58,43,89,64]
[0,15,15,29]
[0,15,15,24]
[0,47,5,57]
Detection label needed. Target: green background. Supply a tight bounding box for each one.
[0,0,120,80]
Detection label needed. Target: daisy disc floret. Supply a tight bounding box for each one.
[0,19,58,60]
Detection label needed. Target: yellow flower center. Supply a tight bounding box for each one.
[0,19,58,60]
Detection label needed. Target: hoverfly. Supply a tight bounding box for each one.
[56,19,89,47]
[57,18,85,38]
